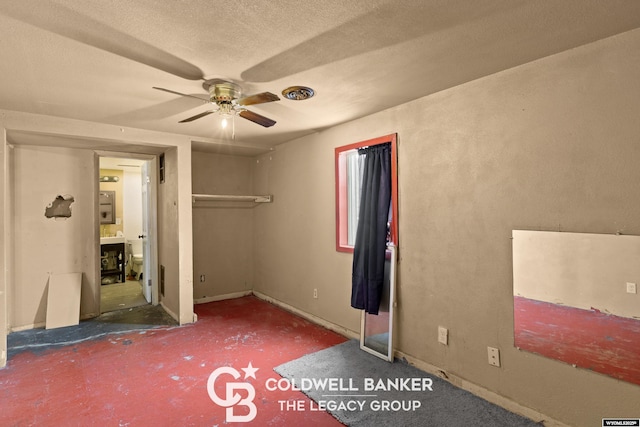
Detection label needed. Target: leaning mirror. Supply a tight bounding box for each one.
[361,245,396,362]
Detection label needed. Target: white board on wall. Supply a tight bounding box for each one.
[512,230,640,319]
[45,272,82,329]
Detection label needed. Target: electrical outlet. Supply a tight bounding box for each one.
[488,347,501,367]
[313,288,318,299]
[627,282,637,294]
[200,275,206,282]
[438,326,448,345]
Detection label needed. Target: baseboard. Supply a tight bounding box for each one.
[395,350,570,427]
[252,291,359,341]
[12,313,101,331]
[81,312,99,320]
[160,301,179,323]
[194,290,252,305]
[11,321,46,332]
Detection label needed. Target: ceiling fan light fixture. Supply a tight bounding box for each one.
[282,86,315,101]
[155,80,279,128]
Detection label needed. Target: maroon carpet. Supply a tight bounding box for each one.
[514,295,640,385]
[0,296,347,426]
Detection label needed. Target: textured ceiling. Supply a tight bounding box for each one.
[1,0,640,153]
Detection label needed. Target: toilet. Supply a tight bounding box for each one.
[127,239,144,281]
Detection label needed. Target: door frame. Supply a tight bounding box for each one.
[141,158,159,305]
[95,151,159,311]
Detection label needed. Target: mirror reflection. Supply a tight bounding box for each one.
[361,245,396,361]
[512,230,640,386]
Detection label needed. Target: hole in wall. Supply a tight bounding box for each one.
[44,195,75,219]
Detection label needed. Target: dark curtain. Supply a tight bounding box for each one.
[351,143,391,315]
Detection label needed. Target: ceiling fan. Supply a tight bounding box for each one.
[153,79,280,128]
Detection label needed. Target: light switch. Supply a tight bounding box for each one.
[627,282,637,294]
[438,326,448,345]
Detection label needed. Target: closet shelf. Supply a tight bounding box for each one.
[192,194,273,203]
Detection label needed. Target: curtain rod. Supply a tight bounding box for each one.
[192,194,272,203]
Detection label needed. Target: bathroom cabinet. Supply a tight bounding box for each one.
[100,242,125,284]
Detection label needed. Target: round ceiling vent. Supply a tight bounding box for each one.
[282,86,315,101]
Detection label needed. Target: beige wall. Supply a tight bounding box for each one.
[253,139,361,331]
[157,148,180,316]
[192,152,254,300]
[253,28,640,426]
[513,230,640,318]
[11,145,99,328]
[157,146,194,323]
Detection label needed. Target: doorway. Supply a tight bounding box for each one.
[98,156,157,313]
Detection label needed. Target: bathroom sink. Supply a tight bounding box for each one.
[100,236,125,245]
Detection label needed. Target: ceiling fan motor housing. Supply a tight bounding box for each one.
[207,81,241,104]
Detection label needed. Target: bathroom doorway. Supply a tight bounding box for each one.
[98,155,158,313]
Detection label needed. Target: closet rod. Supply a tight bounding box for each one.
[192,194,272,203]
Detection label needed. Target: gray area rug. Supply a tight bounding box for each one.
[275,340,541,427]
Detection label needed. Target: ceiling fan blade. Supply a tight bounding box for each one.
[153,87,209,103]
[239,110,276,127]
[179,110,215,123]
[237,92,280,106]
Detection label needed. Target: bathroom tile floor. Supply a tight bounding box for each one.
[100,278,148,313]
